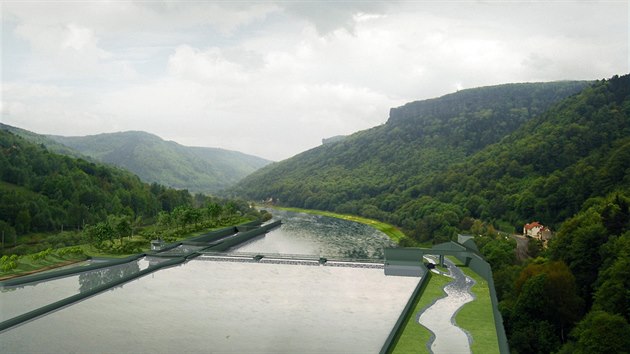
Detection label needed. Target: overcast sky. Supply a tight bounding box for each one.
[1,1,628,161]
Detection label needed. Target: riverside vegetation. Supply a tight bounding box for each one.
[233,75,630,353]
[0,129,268,278]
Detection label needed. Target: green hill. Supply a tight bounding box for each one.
[0,129,192,236]
[0,123,87,160]
[410,75,630,234]
[232,80,591,231]
[40,131,271,193]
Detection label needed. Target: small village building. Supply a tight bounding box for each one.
[523,221,553,243]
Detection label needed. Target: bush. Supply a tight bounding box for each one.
[1,254,20,272]
[30,248,53,261]
[57,246,85,258]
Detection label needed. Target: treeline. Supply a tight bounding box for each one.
[83,198,266,254]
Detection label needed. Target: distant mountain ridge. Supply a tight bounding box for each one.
[0,125,271,193]
[48,131,272,193]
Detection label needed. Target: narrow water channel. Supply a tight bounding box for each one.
[418,258,475,353]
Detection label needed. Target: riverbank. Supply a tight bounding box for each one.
[269,206,408,244]
[0,218,256,280]
[391,272,452,354]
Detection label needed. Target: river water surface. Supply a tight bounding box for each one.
[237,208,396,258]
[0,209,417,353]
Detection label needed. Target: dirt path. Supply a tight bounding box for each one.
[511,234,530,261]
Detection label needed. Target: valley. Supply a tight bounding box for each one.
[2,74,629,353]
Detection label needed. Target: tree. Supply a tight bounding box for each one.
[15,209,31,235]
[109,215,131,246]
[157,211,172,229]
[551,207,610,304]
[85,222,115,248]
[593,231,630,321]
[480,238,516,269]
[206,202,222,220]
[0,220,16,249]
[566,310,630,354]
[507,261,584,352]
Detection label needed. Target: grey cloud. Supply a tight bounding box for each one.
[280,1,392,34]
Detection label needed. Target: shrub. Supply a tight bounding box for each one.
[1,254,20,272]
[30,248,53,261]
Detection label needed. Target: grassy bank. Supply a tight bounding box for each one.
[454,265,500,353]
[271,206,407,244]
[0,218,254,279]
[391,272,452,354]
[0,250,89,280]
[391,261,500,353]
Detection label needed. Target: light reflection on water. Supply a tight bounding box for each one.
[0,257,173,323]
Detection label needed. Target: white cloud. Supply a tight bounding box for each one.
[1,1,628,161]
[167,45,249,84]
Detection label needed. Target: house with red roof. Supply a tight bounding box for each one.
[523,221,553,243]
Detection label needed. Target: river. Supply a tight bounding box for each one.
[236,208,396,259]
[0,209,417,353]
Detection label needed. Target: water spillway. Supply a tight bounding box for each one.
[417,258,475,353]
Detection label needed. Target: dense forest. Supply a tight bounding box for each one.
[0,130,261,256]
[233,74,630,352]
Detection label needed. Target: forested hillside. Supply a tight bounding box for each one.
[405,75,630,240]
[0,129,192,237]
[0,129,266,263]
[232,80,590,238]
[47,131,271,193]
[0,123,87,160]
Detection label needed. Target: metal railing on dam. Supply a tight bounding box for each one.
[197,251,385,269]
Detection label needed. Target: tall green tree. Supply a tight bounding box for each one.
[562,310,630,354]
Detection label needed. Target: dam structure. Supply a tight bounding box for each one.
[1,210,507,353]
